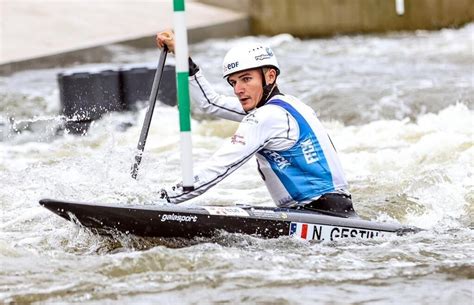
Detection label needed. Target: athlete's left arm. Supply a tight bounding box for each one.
[161,107,296,203]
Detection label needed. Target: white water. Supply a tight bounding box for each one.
[1,25,473,304]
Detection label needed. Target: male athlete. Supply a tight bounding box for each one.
[156,31,358,218]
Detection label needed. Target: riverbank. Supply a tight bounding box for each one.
[3,0,472,75]
[199,0,474,37]
[0,0,249,75]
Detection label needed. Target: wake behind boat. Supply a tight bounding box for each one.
[39,199,419,241]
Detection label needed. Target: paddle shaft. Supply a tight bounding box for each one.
[131,46,168,179]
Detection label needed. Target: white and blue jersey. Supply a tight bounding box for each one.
[164,70,349,207]
[255,99,348,207]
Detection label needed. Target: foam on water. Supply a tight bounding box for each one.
[332,103,473,228]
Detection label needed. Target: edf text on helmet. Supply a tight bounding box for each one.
[224,61,239,72]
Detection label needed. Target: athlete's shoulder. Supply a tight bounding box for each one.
[271,94,311,106]
[246,99,289,124]
[269,94,317,116]
[269,94,302,104]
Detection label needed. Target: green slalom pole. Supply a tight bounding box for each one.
[173,0,194,191]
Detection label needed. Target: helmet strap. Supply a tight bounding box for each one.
[257,68,277,108]
[261,68,267,87]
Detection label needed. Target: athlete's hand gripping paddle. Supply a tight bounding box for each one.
[131,46,168,179]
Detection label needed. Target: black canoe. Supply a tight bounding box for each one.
[39,199,419,241]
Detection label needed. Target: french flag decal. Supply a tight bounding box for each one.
[289,222,314,240]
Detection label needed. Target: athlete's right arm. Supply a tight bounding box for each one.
[160,112,266,204]
[189,70,247,122]
[160,105,296,204]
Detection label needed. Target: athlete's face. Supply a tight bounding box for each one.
[227,69,264,112]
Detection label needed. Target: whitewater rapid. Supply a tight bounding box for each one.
[0,24,472,304]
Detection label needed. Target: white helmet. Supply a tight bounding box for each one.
[222,43,280,78]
